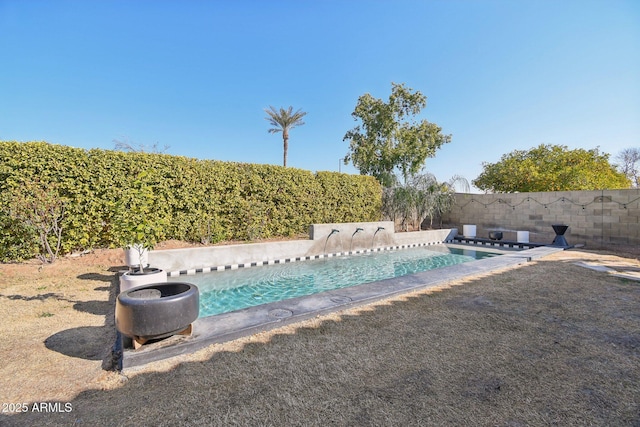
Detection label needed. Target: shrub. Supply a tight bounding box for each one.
[0,141,382,261]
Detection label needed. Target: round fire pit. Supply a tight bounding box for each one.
[488,231,503,240]
[116,282,199,347]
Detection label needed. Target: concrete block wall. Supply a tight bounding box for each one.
[442,189,640,246]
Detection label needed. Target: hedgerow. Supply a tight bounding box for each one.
[0,141,381,261]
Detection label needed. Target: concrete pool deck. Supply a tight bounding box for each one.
[121,244,564,370]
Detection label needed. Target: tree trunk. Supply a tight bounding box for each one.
[282,132,289,167]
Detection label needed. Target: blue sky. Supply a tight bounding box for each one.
[1,0,638,192]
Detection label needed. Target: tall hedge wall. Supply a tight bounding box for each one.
[0,141,382,261]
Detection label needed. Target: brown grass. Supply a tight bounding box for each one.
[1,246,639,426]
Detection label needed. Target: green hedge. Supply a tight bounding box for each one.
[0,141,381,261]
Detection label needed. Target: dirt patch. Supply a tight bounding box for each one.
[1,244,639,425]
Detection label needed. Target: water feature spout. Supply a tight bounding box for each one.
[372,226,386,249]
[324,229,342,254]
[350,228,365,252]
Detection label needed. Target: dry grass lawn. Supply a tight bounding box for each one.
[1,245,639,426]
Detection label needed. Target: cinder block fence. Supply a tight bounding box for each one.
[441,189,640,247]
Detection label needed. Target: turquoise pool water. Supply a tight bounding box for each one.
[169,245,499,318]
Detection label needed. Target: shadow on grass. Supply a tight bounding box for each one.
[0,292,68,302]
[40,271,119,369]
[44,326,108,361]
[72,300,112,316]
[77,272,114,282]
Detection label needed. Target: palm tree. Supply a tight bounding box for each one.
[264,106,307,167]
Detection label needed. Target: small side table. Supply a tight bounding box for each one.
[551,224,570,247]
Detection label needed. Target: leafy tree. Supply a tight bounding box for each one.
[112,170,167,272]
[264,106,307,167]
[615,147,640,188]
[473,144,631,193]
[343,82,451,186]
[7,179,66,263]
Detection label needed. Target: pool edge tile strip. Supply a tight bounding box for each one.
[122,246,564,370]
[166,240,447,277]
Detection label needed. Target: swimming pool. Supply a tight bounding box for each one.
[168,245,500,318]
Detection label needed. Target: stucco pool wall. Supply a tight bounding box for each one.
[148,223,458,275]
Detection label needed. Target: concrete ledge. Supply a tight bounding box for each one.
[121,245,559,370]
[148,240,316,273]
[453,235,545,249]
[393,228,458,245]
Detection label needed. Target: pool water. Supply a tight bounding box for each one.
[169,245,499,318]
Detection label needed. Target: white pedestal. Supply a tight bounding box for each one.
[516,231,529,243]
[463,225,477,238]
[124,246,149,269]
[119,268,167,292]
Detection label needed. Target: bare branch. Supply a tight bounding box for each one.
[113,137,170,154]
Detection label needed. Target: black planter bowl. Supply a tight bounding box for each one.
[116,282,199,343]
[488,231,503,241]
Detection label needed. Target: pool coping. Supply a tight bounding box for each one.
[120,244,564,370]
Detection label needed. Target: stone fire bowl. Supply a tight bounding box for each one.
[116,282,199,342]
[488,231,503,240]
